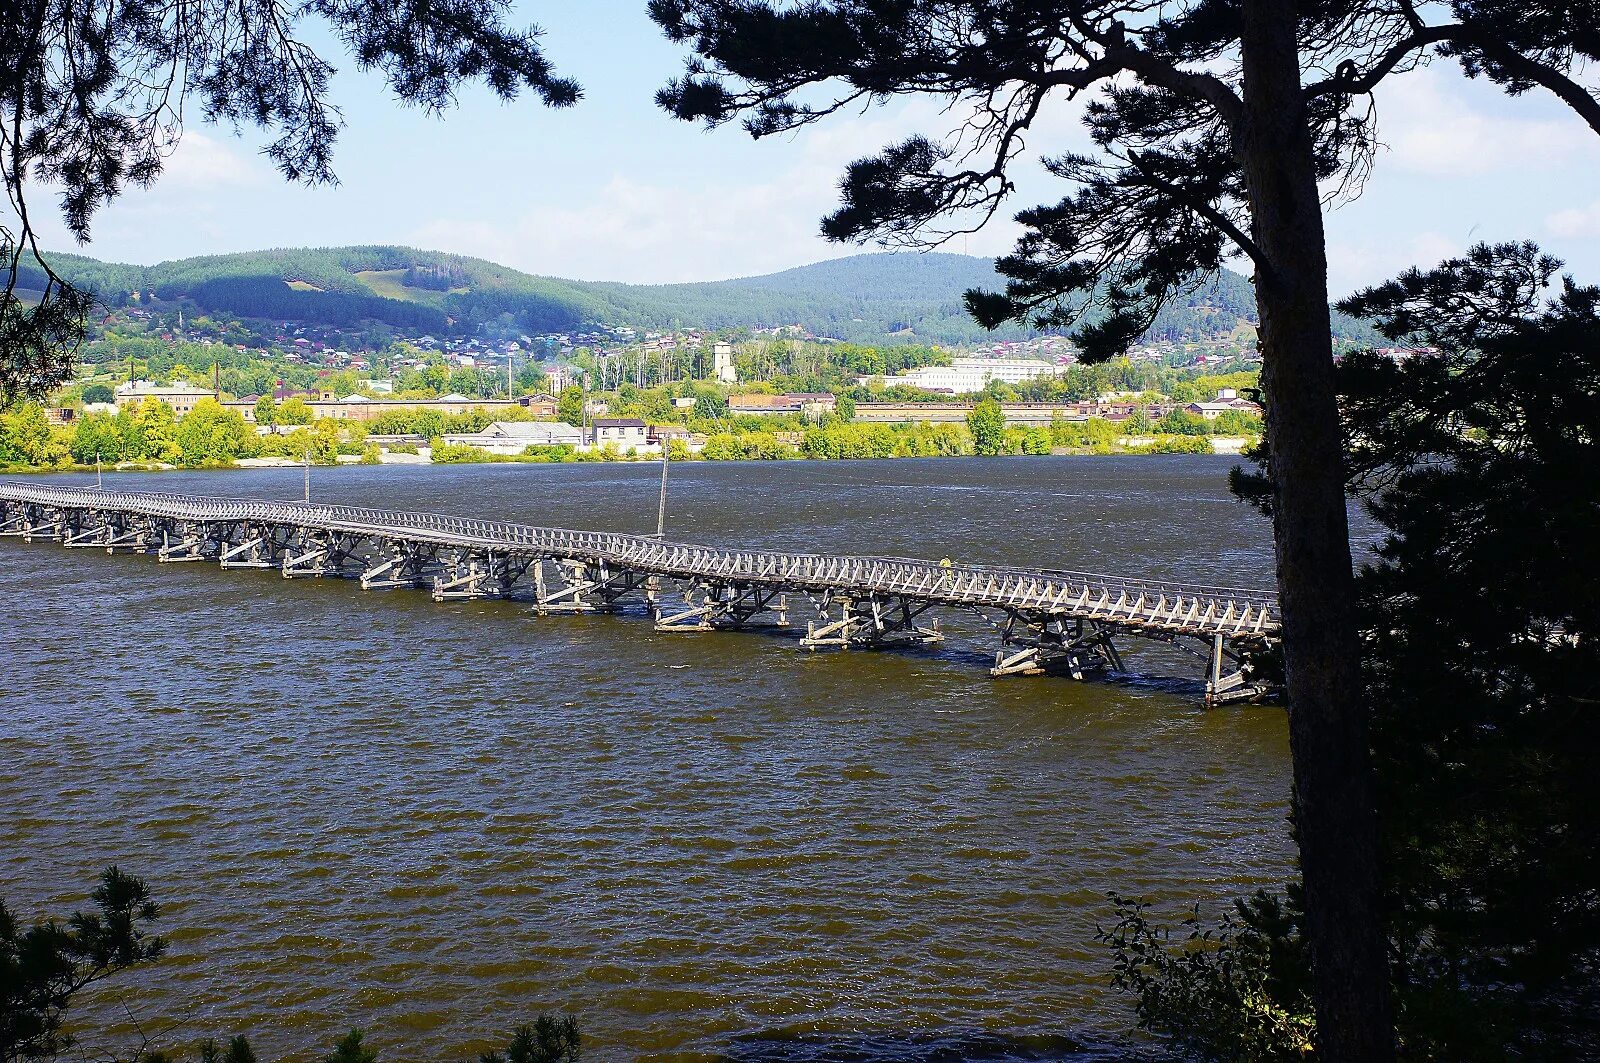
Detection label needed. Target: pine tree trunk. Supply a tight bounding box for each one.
[1237,1,1393,1059]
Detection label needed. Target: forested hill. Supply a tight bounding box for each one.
[28,246,1378,346]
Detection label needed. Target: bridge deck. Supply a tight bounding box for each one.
[0,482,1279,639]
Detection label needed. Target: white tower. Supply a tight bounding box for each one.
[712,342,737,384]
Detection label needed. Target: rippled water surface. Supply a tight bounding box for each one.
[1,457,1295,1061]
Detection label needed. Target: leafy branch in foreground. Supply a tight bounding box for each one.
[0,867,168,1063]
[1,0,581,402]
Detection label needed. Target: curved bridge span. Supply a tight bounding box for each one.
[0,482,1279,704]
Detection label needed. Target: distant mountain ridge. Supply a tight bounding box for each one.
[26,246,1378,346]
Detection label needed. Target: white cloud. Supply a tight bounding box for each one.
[1546,200,1600,239]
[154,131,266,190]
[1326,231,1460,298]
[412,173,837,282]
[409,96,1069,282]
[1378,67,1594,176]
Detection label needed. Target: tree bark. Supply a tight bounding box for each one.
[1236,2,1393,1060]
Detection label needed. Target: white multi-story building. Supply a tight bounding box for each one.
[862,357,1067,395]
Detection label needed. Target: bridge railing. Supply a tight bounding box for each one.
[0,482,1280,631]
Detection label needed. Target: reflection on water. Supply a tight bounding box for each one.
[1,457,1293,1061]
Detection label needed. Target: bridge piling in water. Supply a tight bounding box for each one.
[0,483,1281,704]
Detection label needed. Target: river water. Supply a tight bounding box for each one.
[1,456,1295,1061]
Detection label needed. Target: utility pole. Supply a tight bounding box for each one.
[95,452,102,489]
[580,373,590,449]
[656,448,670,538]
[303,447,311,502]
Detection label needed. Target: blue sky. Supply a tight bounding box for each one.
[26,3,1600,298]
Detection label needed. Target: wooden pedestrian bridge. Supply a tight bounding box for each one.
[0,482,1280,704]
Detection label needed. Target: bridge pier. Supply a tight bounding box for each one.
[158,520,213,562]
[63,510,112,549]
[20,505,64,543]
[1197,633,1274,707]
[801,593,942,650]
[533,559,650,613]
[283,529,368,578]
[361,540,442,590]
[431,549,535,602]
[653,581,789,631]
[987,611,1123,679]
[218,522,290,569]
[102,514,156,553]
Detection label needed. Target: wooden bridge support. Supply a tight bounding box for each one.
[361,540,442,590]
[800,593,942,650]
[431,549,535,602]
[533,559,652,614]
[217,522,291,570]
[158,520,215,562]
[282,529,369,579]
[1199,633,1272,707]
[61,509,109,549]
[653,581,789,632]
[19,504,64,543]
[987,611,1124,679]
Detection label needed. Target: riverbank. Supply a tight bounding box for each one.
[0,435,1256,477]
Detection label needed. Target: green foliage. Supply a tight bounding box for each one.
[1100,891,1315,1062]
[800,421,970,458]
[1140,434,1214,454]
[1210,409,1262,436]
[197,1037,257,1063]
[477,1016,580,1063]
[276,398,312,426]
[966,397,1007,455]
[122,399,180,463]
[174,399,258,466]
[1155,409,1212,436]
[1016,426,1052,454]
[691,391,726,420]
[1047,417,1120,450]
[69,412,123,464]
[1126,244,1600,1060]
[253,396,277,426]
[557,387,584,427]
[699,432,796,460]
[81,383,113,404]
[0,405,70,467]
[322,1031,377,1063]
[430,441,494,464]
[0,867,168,1063]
